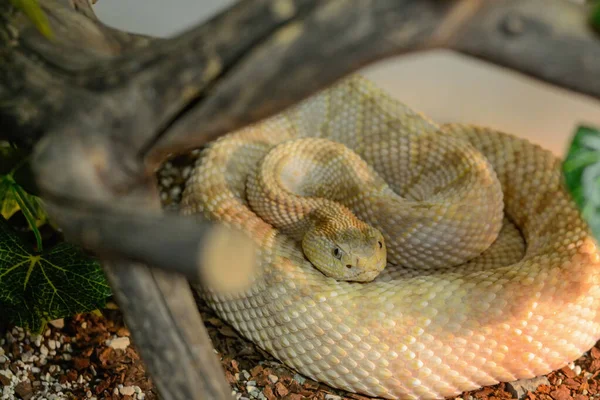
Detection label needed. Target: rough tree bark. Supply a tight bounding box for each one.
[0,0,599,399]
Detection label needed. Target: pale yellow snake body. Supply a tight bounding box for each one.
[181,76,600,399]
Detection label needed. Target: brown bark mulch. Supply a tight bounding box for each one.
[2,300,600,399]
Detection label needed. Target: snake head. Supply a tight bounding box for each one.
[302,207,387,282]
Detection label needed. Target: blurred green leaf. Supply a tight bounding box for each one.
[593,1,600,32]
[0,143,29,176]
[9,0,53,39]
[563,125,600,240]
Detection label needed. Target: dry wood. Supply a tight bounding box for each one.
[0,0,598,399]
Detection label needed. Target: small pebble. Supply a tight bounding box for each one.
[48,319,65,329]
[267,374,278,384]
[325,395,342,400]
[247,386,260,398]
[107,336,130,350]
[21,350,34,363]
[47,340,56,350]
[119,385,136,396]
[170,186,181,198]
[574,365,582,375]
[242,370,251,380]
[293,374,306,385]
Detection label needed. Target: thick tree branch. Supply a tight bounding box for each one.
[0,0,598,399]
[453,0,600,100]
[1,2,237,399]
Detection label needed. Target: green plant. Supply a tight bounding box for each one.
[10,0,53,39]
[563,125,600,240]
[0,143,110,332]
[592,0,600,33]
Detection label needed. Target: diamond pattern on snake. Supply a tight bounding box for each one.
[181,75,600,400]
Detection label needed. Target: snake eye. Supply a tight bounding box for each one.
[378,241,383,249]
[333,247,342,259]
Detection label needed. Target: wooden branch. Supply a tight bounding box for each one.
[1,0,599,399]
[453,0,600,100]
[1,2,236,399]
[117,0,599,163]
[43,198,257,292]
[102,260,235,400]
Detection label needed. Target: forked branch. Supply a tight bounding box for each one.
[0,1,598,399]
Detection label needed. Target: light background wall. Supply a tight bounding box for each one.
[94,0,600,156]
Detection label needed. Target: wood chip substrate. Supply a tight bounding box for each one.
[2,303,600,399]
[0,309,156,400]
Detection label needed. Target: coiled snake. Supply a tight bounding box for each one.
[181,76,600,399]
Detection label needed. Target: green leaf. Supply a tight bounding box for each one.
[0,216,111,332]
[592,1,600,32]
[9,0,53,39]
[563,125,600,240]
[0,143,29,176]
[0,144,46,250]
[0,175,44,222]
[0,172,46,252]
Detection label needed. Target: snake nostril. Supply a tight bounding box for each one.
[346,265,352,269]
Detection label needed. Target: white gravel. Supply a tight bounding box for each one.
[0,325,144,399]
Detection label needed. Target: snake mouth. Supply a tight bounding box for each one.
[344,267,382,283]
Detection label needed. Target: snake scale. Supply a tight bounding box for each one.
[181,75,600,399]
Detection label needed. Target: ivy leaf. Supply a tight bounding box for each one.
[563,125,600,240]
[0,175,45,224]
[0,216,111,332]
[0,144,47,250]
[9,0,53,39]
